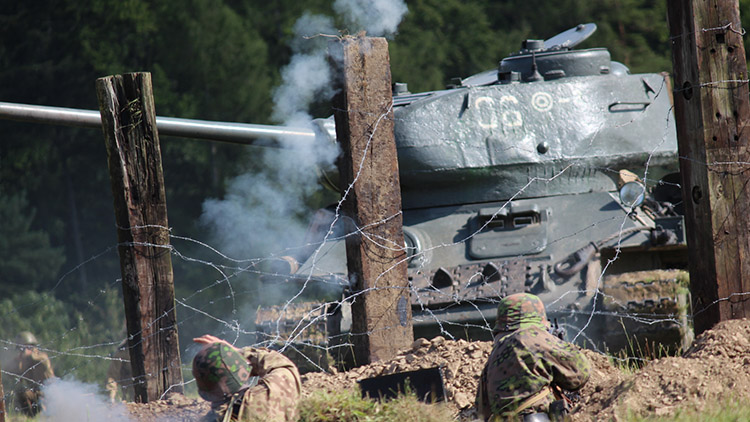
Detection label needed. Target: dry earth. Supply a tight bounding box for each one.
[127,318,750,421]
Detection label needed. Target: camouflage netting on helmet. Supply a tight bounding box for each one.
[192,342,255,403]
[492,293,549,336]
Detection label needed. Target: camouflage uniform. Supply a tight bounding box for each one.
[106,339,134,403]
[10,332,55,417]
[193,343,302,422]
[476,294,590,421]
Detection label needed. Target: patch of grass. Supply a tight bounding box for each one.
[4,412,34,422]
[607,319,681,374]
[624,398,750,422]
[298,389,454,422]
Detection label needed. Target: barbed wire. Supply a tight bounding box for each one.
[3,24,750,417]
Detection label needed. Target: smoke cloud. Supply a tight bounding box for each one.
[41,378,130,422]
[199,0,409,307]
[200,152,326,260]
[334,0,409,37]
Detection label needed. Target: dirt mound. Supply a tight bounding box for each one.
[301,336,492,419]
[126,393,210,422]
[572,318,750,421]
[682,318,750,360]
[300,339,633,420]
[126,318,750,421]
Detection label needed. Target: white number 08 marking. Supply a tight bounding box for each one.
[474,95,523,129]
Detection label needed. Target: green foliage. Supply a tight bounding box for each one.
[0,289,125,389]
[241,0,333,83]
[151,0,273,122]
[0,0,280,301]
[0,190,64,294]
[389,0,498,92]
[387,0,681,92]
[298,389,453,422]
[585,0,672,73]
[4,414,33,422]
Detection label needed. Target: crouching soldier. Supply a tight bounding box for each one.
[105,339,134,403]
[192,334,302,422]
[10,331,55,417]
[476,293,590,421]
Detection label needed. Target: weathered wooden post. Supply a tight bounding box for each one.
[667,0,750,335]
[330,35,414,364]
[96,72,183,401]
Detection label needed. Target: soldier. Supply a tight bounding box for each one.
[10,331,55,417]
[105,339,134,403]
[192,334,302,422]
[476,293,590,421]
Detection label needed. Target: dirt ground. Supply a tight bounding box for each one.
[127,318,750,421]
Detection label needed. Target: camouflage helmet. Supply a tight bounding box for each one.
[493,293,549,336]
[192,342,257,403]
[15,331,38,346]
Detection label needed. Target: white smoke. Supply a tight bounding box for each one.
[334,0,408,37]
[270,55,333,125]
[200,0,408,293]
[271,13,337,126]
[40,378,130,422]
[272,0,408,126]
[200,155,323,260]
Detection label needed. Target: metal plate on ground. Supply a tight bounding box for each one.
[358,367,446,403]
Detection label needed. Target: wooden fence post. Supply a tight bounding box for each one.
[96,72,183,401]
[330,35,414,364]
[667,0,750,335]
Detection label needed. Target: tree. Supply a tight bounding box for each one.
[0,190,64,295]
[0,0,282,295]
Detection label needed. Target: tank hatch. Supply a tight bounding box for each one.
[499,23,613,82]
[542,23,597,50]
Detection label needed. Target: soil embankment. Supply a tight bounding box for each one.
[127,318,750,421]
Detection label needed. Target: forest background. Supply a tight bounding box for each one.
[2,0,749,392]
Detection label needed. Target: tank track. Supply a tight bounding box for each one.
[598,269,693,355]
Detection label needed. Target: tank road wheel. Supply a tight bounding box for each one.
[598,269,693,355]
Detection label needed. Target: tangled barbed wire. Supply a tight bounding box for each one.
[3,22,750,417]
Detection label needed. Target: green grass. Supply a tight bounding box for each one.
[3,413,33,422]
[605,318,683,375]
[624,398,750,422]
[298,389,454,422]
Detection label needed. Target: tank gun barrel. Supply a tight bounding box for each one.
[0,101,317,147]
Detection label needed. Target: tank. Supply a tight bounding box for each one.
[0,23,692,368]
[256,23,692,368]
